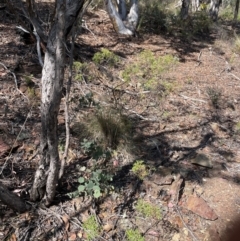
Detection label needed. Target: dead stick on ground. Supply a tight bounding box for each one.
[179,94,207,103]
[229,73,240,81]
[0,62,29,100]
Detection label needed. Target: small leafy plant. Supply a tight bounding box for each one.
[93,48,119,66]
[69,166,113,199]
[136,199,161,220]
[73,61,88,82]
[82,215,101,240]
[126,229,145,241]
[81,138,111,160]
[132,160,148,180]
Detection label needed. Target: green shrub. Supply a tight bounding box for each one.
[73,61,88,82]
[83,216,101,240]
[126,229,144,241]
[122,50,178,92]
[132,160,148,180]
[93,48,119,66]
[136,199,161,220]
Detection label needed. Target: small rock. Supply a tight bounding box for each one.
[185,195,218,220]
[171,233,180,241]
[191,153,213,168]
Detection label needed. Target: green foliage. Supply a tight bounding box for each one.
[219,5,240,21]
[27,87,36,99]
[24,75,35,87]
[138,0,176,34]
[73,61,88,82]
[93,48,119,66]
[190,11,212,35]
[82,215,101,240]
[126,229,145,241]
[235,121,240,132]
[122,50,178,93]
[132,160,148,180]
[67,139,113,199]
[136,199,162,220]
[81,138,112,160]
[78,92,98,108]
[234,35,240,53]
[69,165,113,199]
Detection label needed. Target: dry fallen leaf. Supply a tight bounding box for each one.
[68,232,77,241]
[62,214,70,231]
[77,231,83,238]
[103,222,114,232]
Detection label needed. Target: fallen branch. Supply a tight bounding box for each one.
[179,94,207,103]
[229,73,240,81]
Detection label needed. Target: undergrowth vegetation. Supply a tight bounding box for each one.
[126,229,145,241]
[82,215,101,240]
[136,199,162,220]
[122,50,178,94]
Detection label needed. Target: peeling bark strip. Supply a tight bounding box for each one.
[0,183,30,213]
[30,0,85,206]
[105,0,138,35]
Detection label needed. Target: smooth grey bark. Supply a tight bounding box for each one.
[209,0,222,21]
[105,0,138,35]
[29,0,85,206]
[192,0,200,12]
[180,0,190,19]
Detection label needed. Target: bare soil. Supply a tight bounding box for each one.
[1,3,240,241]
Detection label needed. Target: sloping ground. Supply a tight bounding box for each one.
[1,4,240,241]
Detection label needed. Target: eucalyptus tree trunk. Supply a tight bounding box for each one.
[209,0,222,21]
[192,0,200,12]
[180,0,190,19]
[29,0,85,206]
[105,0,139,35]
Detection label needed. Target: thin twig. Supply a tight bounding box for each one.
[195,51,202,66]
[33,27,43,67]
[124,106,159,122]
[179,94,207,103]
[229,73,240,81]
[174,186,199,241]
[82,20,97,40]
[0,62,29,100]
[59,24,76,179]
[0,105,34,175]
